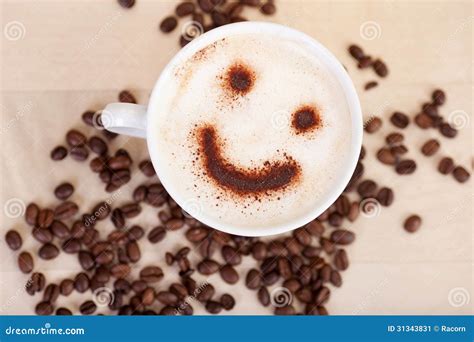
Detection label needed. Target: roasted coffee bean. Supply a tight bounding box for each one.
[91,202,111,221]
[395,159,417,175]
[347,202,360,222]
[372,59,388,77]
[88,136,108,155]
[390,112,409,128]
[59,279,74,296]
[54,201,78,220]
[111,209,125,229]
[250,241,267,260]
[5,230,22,250]
[197,0,215,12]
[81,110,95,126]
[197,259,220,275]
[38,209,54,228]
[293,228,312,245]
[404,215,422,233]
[36,301,53,315]
[74,272,90,293]
[127,225,144,241]
[320,237,335,255]
[56,307,73,315]
[133,185,148,202]
[241,0,261,6]
[245,269,261,289]
[99,169,112,183]
[295,286,313,303]
[439,123,457,138]
[170,283,188,300]
[26,272,43,295]
[62,238,81,254]
[43,283,60,303]
[302,246,321,258]
[164,218,185,231]
[266,241,287,257]
[156,291,178,306]
[283,278,301,293]
[18,251,34,273]
[330,270,342,287]
[114,279,131,294]
[140,266,163,283]
[118,0,135,9]
[376,147,396,165]
[211,10,229,26]
[422,103,438,117]
[305,220,324,236]
[261,2,276,15]
[108,156,132,170]
[335,195,350,216]
[39,243,60,260]
[330,230,355,245]
[78,250,95,270]
[220,294,235,310]
[80,300,97,315]
[50,220,70,239]
[126,241,141,263]
[262,270,279,286]
[432,89,446,105]
[391,145,408,156]
[364,116,382,133]
[70,147,89,162]
[25,203,39,226]
[221,245,241,265]
[421,139,440,156]
[328,212,343,227]
[54,182,74,200]
[51,146,68,160]
[140,287,155,306]
[414,113,433,129]
[66,129,87,147]
[277,257,292,280]
[386,132,404,145]
[220,264,239,284]
[147,226,166,244]
[315,286,331,305]
[118,90,137,104]
[111,264,131,279]
[348,44,364,60]
[357,180,377,198]
[274,306,296,315]
[334,249,349,270]
[160,16,178,33]
[196,284,215,302]
[376,187,394,206]
[32,228,53,243]
[438,157,455,174]
[120,203,141,218]
[176,1,195,17]
[146,184,167,206]
[138,160,155,177]
[358,56,372,68]
[364,81,378,90]
[81,228,98,247]
[257,286,270,306]
[205,300,223,314]
[130,280,147,294]
[453,166,470,183]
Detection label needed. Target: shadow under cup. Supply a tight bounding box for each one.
[140,22,362,237]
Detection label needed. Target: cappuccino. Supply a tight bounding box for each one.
[151,30,352,231]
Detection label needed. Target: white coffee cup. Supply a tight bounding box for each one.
[103,22,363,237]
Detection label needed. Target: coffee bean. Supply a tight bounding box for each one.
[395,159,417,175]
[364,81,378,90]
[347,202,359,222]
[376,147,396,165]
[330,270,343,287]
[220,264,239,284]
[51,146,68,160]
[176,1,195,17]
[328,212,343,227]
[133,185,148,202]
[196,284,215,302]
[439,123,457,138]
[220,294,235,310]
[32,227,53,244]
[257,286,270,306]
[305,220,324,236]
[43,283,60,303]
[78,250,94,270]
[274,306,296,315]
[5,230,22,250]
[205,300,223,314]
[118,90,137,104]
[38,209,54,228]
[60,279,74,296]
[88,136,108,155]
[391,145,408,156]
[118,0,135,9]
[390,112,409,128]
[250,241,267,260]
[36,301,53,315]
[245,269,262,289]
[50,220,70,239]
[293,228,312,245]
[422,103,438,117]
[358,56,372,69]
[262,270,279,286]
[376,187,394,206]
[432,89,446,106]
[66,129,87,147]
[241,0,261,6]
[126,241,141,263]
[80,300,97,315]
[25,272,44,295]
[108,156,131,170]
[56,307,73,315]
[221,245,241,265]
[414,113,433,129]
[54,201,78,220]
[277,257,292,279]
[386,132,404,145]
[163,218,184,231]
[320,237,335,255]
[364,116,382,133]
[110,263,130,279]
[348,44,364,60]
[54,183,74,200]
[334,249,349,270]
[18,251,34,273]
[330,229,355,245]
[138,159,155,177]
[404,215,422,233]
[160,16,178,33]
[197,259,220,275]
[140,266,163,283]
[25,203,39,226]
[146,183,167,207]
[260,2,276,15]
[421,139,440,156]
[315,286,331,305]
[120,203,141,219]
[335,195,350,216]
[453,166,470,183]
[127,225,144,241]
[357,179,377,198]
[147,226,166,244]
[197,0,215,12]
[438,157,455,174]
[111,209,125,229]
[39,243,60,260]
[74,272,90,293]
[372,59,388,77]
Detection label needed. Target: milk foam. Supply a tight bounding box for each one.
[152,32,352,230]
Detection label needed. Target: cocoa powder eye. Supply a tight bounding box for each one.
[291,105,322,135]
[222,61,256,96]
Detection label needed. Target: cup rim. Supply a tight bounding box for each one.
[147,22,363,237]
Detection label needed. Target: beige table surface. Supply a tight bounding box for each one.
[0,0,472,315]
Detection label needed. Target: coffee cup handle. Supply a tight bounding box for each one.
[102,103,147,139]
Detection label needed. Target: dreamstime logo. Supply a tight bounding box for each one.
[359,198,381,218]
[448,287,470,308]
[4,21,26,41]
[359,21,382,41]
[181,21,204,42]
[3,198,26,218]
[271,110,290,130]
[92,287,115,307]
[447,110,470,130]
[181,198,203,219]
[270,287,293,307]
